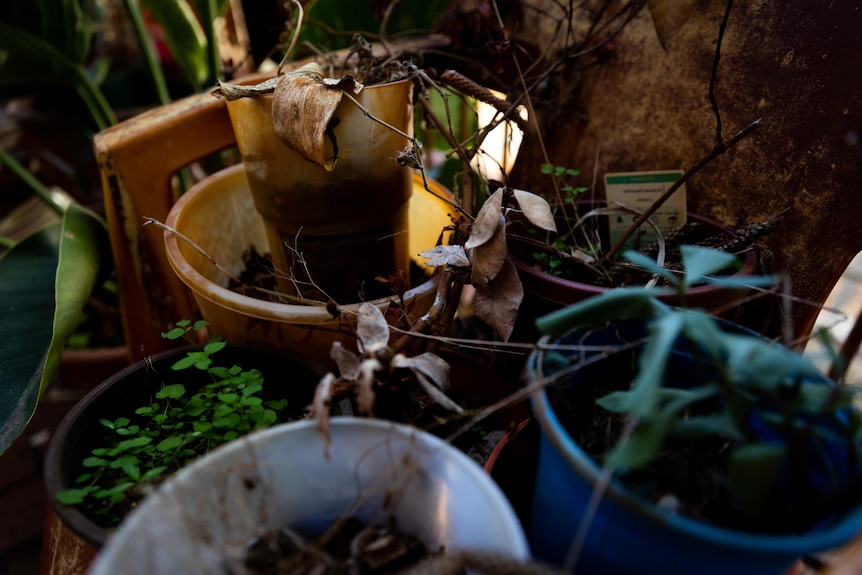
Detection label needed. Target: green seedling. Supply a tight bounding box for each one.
[57,321,289,527]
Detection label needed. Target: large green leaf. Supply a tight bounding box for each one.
[0,224,59,453]
[0,21,116,128]
[141,0,208,90]
[0,205,108,454]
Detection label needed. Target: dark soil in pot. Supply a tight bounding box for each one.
[243,517,436,575]
[229,245,433,304]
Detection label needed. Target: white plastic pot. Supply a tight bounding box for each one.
[88,418,530,574]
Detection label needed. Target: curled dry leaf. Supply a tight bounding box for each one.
[419,245,470,268]
[330,341,360,381]
[470,214,507,288]
[271,62,365,171]
[356,358,381,415]
[211,76,280,100]
[392,353,462,414]
[647,0,698,49]
[465,189,504,249]
[513,189,557,232]
[473,259,523,342]
[562,247,596,266]
[356,302,390,354]
[312,373,336,457]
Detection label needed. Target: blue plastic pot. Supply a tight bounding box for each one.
[527,320,862,574]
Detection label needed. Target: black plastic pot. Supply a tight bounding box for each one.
[44,342,326,548]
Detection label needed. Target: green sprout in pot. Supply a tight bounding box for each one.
[532,246,862,533]
[56,320,293,528]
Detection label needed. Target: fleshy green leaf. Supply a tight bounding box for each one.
[606,385,718,469]
[626,312,686,418]
[1,205,107,454]
[624,250,678,286]
[680,245,739,287]
[727,443,787,516]
[535,288,670,336]
[141,0,209,90]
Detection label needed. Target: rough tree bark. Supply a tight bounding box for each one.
[492,0,862,342]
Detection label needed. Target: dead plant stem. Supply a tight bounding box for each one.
[144,217,318,305]
[605,0,753,261]
[604,117,762,261]
[277,0,304,75]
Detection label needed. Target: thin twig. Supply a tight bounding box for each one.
[605,0,750,261]
[604,118,762,261]
[709,0,736,147]
[144,217,317,305]
[277,0,304,75]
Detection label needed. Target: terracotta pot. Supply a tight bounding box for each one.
[508,203,759,342]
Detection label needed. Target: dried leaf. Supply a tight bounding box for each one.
[356,359,381,415]
[312,373,335,458]
[562,247,596,265]
[356,302,390,354]
[393,353,462,413]
[419,245,470,268]
[212,76,280,100]
[473,259,524,341]
[470,214,507,288]
[330,341,360,380]
[513,189,557,232]
[393,352,451,390]
[271,63,366,171]
[465,189,503,249]
[647,0,698,49]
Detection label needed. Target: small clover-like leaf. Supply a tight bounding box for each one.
[156,384,186,400]
[56,488,92,505]
[156,436,183,452]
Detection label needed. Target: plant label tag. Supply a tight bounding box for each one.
[604,170,687,251]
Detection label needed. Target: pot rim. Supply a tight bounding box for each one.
[88,417,531,574]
